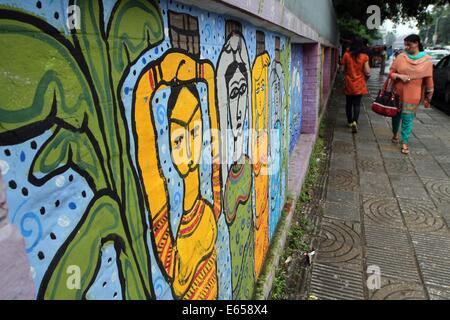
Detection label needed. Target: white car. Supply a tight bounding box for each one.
[426,49,450,65]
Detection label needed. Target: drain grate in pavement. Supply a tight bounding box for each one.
[423,179,450,206]
[309,263,364,300]
[384,158,415,176]
[362,196,404,228]
[369,278,426,300]
[366,246,421,283]
[319,218,361,245]
[358,158,384,173]
[398,199,448,234]
[410,233,450,289]
[315,219,362,269]
[328,169,359,192]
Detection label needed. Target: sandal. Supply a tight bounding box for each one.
[391,136,400,144]
[401,145,409,155]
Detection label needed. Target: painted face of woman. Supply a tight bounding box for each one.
[169,87,203,177]
[226,64,248,162]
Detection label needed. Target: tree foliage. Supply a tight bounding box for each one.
[419,4,450,46]
[333,0,450,42]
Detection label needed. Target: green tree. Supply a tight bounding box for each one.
[419,4,450,46]
[333,0,450,42]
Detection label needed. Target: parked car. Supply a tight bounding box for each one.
[426,49,450,65]
[433,54,450,106]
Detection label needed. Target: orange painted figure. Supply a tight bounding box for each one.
[252,52,270,279]
[133,52,222,299]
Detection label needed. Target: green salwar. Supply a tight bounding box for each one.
[392,112,415,144]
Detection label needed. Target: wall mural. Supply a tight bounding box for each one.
[0,0,299,300]
[289,44,304,155]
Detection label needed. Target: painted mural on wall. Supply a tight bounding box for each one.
[289,44,304,155]
[0,0,294,300]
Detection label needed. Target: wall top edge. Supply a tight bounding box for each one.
[177,0,339,47]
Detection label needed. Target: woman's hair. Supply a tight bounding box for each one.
[349,38,366,60]
[404,34,424,52]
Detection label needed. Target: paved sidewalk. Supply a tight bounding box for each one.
[307,70,450,300]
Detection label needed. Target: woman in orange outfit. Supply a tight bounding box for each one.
[340,39,371,133]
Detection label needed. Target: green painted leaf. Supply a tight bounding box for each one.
[30,127,107,191]
[0,11,94,134]
[108,0,164,79]
[39,194,148,300]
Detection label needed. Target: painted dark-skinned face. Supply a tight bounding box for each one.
[227,68,248,160]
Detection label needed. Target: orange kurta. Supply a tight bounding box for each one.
[389,52,434,113]
[341,52,369,95]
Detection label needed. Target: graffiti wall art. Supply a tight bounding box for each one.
[0,0,302,300]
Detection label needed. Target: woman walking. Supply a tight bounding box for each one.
[390,34,434,154]
[340,38,371,133]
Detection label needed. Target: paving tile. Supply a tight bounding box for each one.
[410,233,450,289]
[365,246,421,283]
[390,176,430,200]
[310,264,365,300]
[323,201,360,222]
[326,190,360,205]
[362,195,404,228]
[369,277,426,300]
[398,198,449,234]
[364,223,411,252]
[328,169,359,192]
[359,172,393,197]
[330,153,356,171]
[384,158,415,177]
[428,285,450,300]
[413,161,449,179]
[357,157,384,173]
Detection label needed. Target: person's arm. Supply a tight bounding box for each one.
[339,53,347,73]
[390,68,410,83]
[364,61,371,77]
[423,76,434,108]
[389,56,410,83]
[391,73,410,82]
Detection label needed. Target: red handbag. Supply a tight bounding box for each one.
[371,76,400,117]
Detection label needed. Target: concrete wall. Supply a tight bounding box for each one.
[0,0,338,300]
[284,0,339,46]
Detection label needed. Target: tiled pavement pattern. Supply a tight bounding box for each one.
[307,69,450,300]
